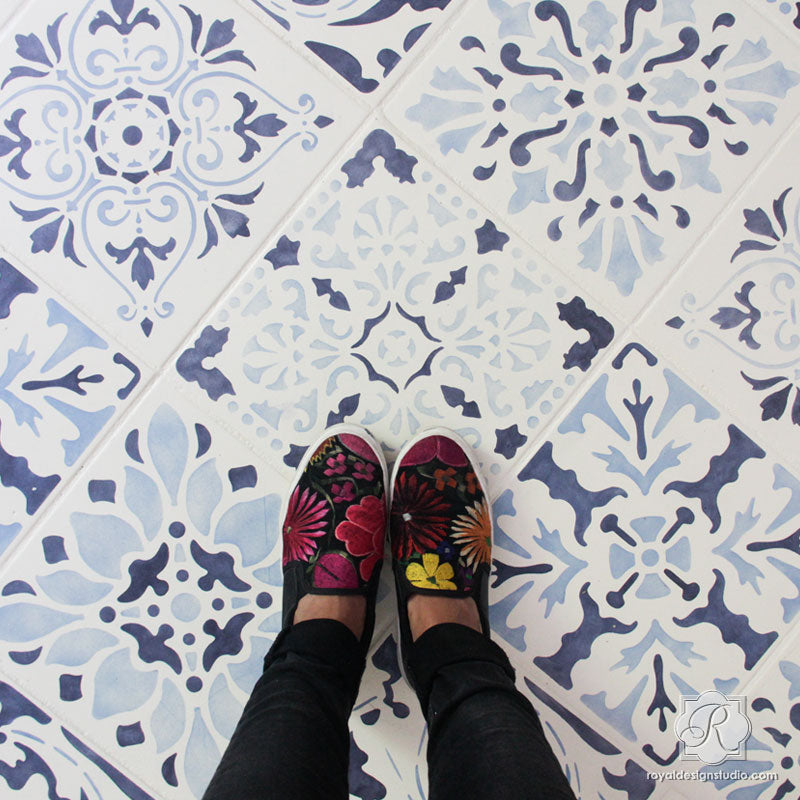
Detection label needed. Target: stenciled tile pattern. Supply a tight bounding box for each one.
[385,0,800,315]
[0,677,155,800]
[759,0,800,35]
[647,124,800,472]
[489,337,800,780]
[0,393,288,798]
[0,254,142,556]
[0,0,364,365]
[0,0,800,797]
[246,0,457,96]
[173,127,618,483]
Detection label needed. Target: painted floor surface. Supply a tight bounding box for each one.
[1,0,800,797]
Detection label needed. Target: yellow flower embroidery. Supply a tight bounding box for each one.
[405,553,457,590]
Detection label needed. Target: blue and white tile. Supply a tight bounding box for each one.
[0,0,365,367]
[243,0,458,97]
[0,253,143,557]
[726,651,800,800]
[644,122,800,473]
[755,0,800,37]
[488,337,800,770]
[0,676,156,799]
[384,0,800,318]
[172,126,620,486]
[0,389,289,798]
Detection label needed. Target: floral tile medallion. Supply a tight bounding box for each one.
[489,337,800,771]
[173,128,618,485]
[386,0,800,317]
[0,392,288,797]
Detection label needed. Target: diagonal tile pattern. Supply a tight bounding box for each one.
[0,0,799,798]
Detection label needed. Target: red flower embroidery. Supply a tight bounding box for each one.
[400,435,468,467]
[335,494,386,581]
[283,486,328,565]
[391,472,450,559]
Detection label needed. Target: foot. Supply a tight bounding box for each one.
[279,425,387,649]
[407,594,481,641]
[390,430,493,687]
[293,594,366,640]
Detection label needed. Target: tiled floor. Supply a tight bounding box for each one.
[1,0,800,797]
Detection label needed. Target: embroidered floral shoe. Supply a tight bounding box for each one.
[280,424,387,654]
[390,429,492,684]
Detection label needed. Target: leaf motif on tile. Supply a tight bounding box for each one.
[250,0,451,93]
[0,402,283,793]
[667,185,800,430]
[0,1,339,338]
[0,258,139,544]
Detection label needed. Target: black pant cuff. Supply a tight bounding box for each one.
[407,623,516,712]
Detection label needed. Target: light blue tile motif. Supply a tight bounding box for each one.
[0,256,140,549]
[0,0,338,338]
[402,0,800,296]
[0,402,283,797]
[492,341,800,762]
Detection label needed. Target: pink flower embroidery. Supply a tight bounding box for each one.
[312,552,360,590]
[324,453,347,476]
[353,460,376,482]
[331,482,356,504]
[335,494,386,581]
[282,486,328,565]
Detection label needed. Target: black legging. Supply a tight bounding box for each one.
[203,619,576,799]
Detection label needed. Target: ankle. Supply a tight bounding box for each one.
[293,594,366,640]
[407,594,482,642]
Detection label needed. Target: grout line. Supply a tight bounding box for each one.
[633,105,800,335]
[0,658,167,799]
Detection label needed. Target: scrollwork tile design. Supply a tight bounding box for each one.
[0,0,363,364]
[247,0,455,95]
[649,127,800,471]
